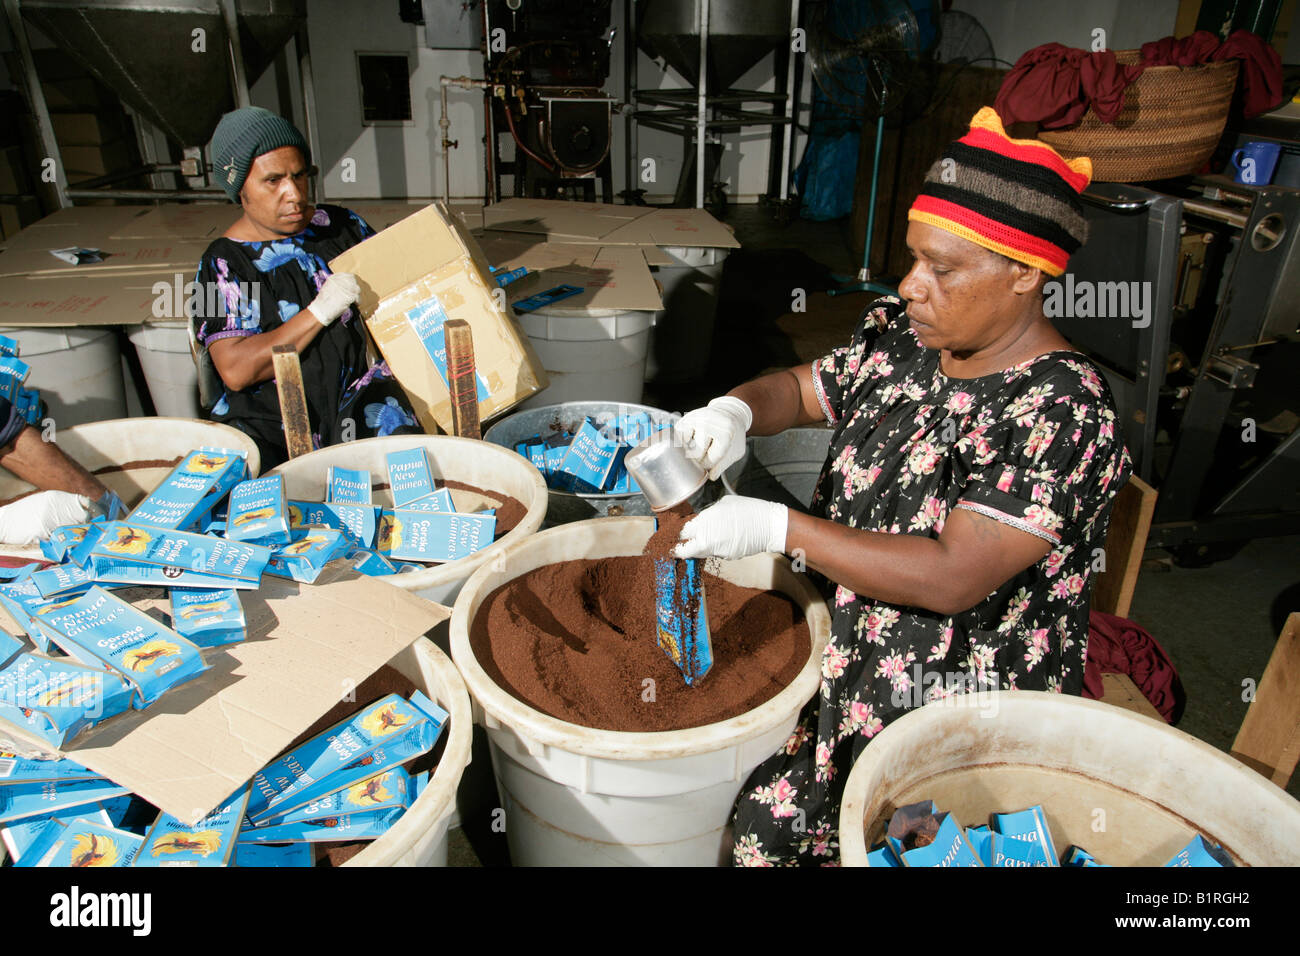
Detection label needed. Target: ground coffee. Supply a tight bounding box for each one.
[469,522,811,732]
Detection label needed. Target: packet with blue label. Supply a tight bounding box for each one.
[245,691,447,823]
[1062,844,1108,867]
[0,653,133,747]
[990,830,1054,867]
[2,805,113,863]
[238,805,408,844]
[558,419,622,490]
[0,334,18,357]
[0,356,31,400]
[264,528,351,583]
[866,843,901,867]
[887,804,983,867]
[129,447,248,531]
[1165,834,1234,867]
[41,523,97,564]
[37,587,208,708]
[235,841,313,867]
[0,778,132,825]
[80,522,271,589]
[653,554,712,686]
[288,500,379,549]
[345,548,399,577]
[254,767,416,828]
[0,578,97,653]
[169,588,245,648]
[16,816,144,867]
[0,753,102,786]
[386,448,438,507]
[966,825,994,866]
[15,387,42,425]
[398,488,455,513]
[0,631,21,670]
[990,804,1059,867]
[135,783,250,867]
[30,563,98,600]
[226,475,292,546]
[327,466,373,505]
[377,509,495,563]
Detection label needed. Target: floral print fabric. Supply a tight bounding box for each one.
[732,296,1132,866]
[192,204,419,468]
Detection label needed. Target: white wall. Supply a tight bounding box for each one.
[951,0,1182,64]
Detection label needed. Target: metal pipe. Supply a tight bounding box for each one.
[696,0,709,208]
[65,189,228,201]
[296,23,322,202]
[4,0,70,209]
[70,164,184,190]
[220,0,251,108]
[779,0,799,202]
[1182,198,1249,230]
[625,0,637,200]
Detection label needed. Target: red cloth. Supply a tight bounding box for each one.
[1082,610,1186,724]
[995,30,1283,129]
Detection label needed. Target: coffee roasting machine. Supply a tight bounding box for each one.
[1058,177,1299,565]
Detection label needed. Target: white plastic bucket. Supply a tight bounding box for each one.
[346,636,473,867]
[645,246,728,384]
[0,417,261,560]
[838,691,1300,867]
[516,305,651,408]
[266,435,547,607]
[0,325,125,427]
[127,319,201,419]
[450,516,832,866]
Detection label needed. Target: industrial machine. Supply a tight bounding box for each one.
[1057,177,1299,564]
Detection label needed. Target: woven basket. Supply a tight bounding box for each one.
[1038,51,1239,182]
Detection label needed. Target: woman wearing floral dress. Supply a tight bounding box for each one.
[191,108,419,469]
[673,109,1133,865]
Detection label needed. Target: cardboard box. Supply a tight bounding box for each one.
[0,269,173,327]
[329,201,548,434]
[0,569,449,825]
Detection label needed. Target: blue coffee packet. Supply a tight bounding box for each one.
[897,812,983,867]
[1062,844,1108,867]
[37,587,208,708]
[81,522,271,589]
[558,419,622,489]
[398,488,456,513]
[226,475,292,546]
[234,841,313,867]
[169,588,245,648]
[990,805,1059,867]
[866,843,901,867]
[264,528,351,584]
[990,830,1055,867]
[30,563,97,599]
[327,466,373,506]
[345,548,399,577]
[1165,834,1234,867]
[653,555,712,686]
[0,630,22,670]
[135,783,250,867]
[15,817,144,868]
[246,692,446,823]
[966,825,994,866]
[377,510,495,563]
[2,805,111,863]
[288,500,379,549]
[0,753,102,786]
[129,447,248,531]
[0,778,133,825]
[254,767,416,827]
[0,653,133,747]
[386,448,438,507]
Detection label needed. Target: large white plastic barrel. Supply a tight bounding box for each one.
[645,245,728,384]
[450,516,832,866]
[838,691,1300,867]
[0,326,125,427]
[267,435,547,607]
[347,635,473,867]
[0,417,261,560]
[516,305,651,408]
[127,319,201,419]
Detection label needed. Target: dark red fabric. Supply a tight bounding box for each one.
[1082,610,1186,724]
[996,30,1283,128]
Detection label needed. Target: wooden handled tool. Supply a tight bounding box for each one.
[443,318,481,440]
[271,345,314,460]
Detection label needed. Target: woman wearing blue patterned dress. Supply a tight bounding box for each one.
[674,109,1133,865]
[191,108,419,469]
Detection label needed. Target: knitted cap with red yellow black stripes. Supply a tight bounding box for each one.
[908,107,1093,277]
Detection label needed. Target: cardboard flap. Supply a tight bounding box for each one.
[108,204,240,241]
[482,197,654,240]
[505,244,664,312]
[3,569,450,825]
[0,270,177,326]
[596,208,740,248]
[0,240,212,279]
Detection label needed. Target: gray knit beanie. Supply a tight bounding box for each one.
[210,107,310,204]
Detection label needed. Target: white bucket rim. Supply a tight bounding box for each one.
[345,636,474,866]
[266,434,548,594]
[837,690,1300,867]
[450,515,832,760]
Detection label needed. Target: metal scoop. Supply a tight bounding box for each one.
[624,428,706,512]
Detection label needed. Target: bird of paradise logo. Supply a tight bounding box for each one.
[71,832,119,867]
[150,829,222,858]
[101,525,151,555]
[122,640,181,672]
[376,515,401,551]
[359,702,408,737]
[184,453,229,475]
[346,773,393,807]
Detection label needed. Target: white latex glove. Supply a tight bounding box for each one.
[674,495,788,561]
[308,271,360,327]
[0,490,94,546]
[674,395,752,481]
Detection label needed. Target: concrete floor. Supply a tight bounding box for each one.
[446,203,1300,865]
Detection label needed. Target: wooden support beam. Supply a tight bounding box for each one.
[271,345,314,460]
[444,318,481,440]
